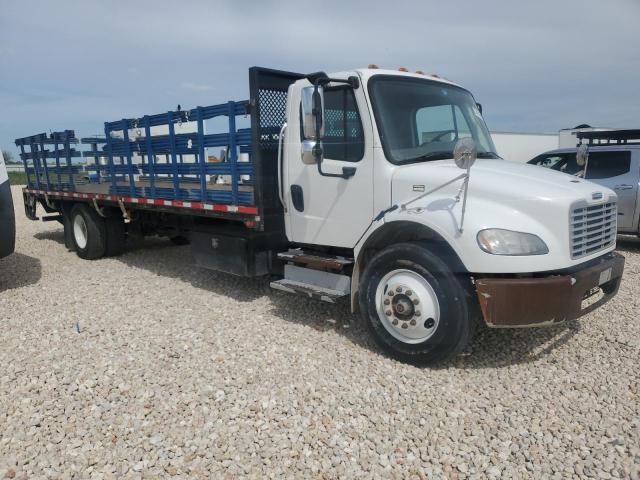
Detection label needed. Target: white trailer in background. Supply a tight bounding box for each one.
[491,131,559,163]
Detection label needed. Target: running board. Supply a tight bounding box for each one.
[277,249,353,271]
[270,279,348,303]
[270,264,350,303]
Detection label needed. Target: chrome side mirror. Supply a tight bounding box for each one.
[453,137,477,170]
[301,86,324,140]
[576,143,589,167]
[301,85,325,164]
[301,140,317,165]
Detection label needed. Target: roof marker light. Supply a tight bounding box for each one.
[398,67,408,72]
[431,73,440,78]
[415,70,425,75]
[368,64,379,69]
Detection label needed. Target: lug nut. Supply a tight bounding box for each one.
[383,299,390,305]
[424,318,435,329]
[388,290,394,297]
[413,299,419,305]
[405,290,412,296]
[395,286,403,293]
[401,323,408,329]
[410,319,416,326]
[414,311,421,317]
[392,319,398,325]
[385,310,392,316]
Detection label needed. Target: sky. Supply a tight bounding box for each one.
[1,0,639,159]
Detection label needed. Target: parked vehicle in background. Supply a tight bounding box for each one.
[16,66,625,363]
[528,129,640,235]
[0,150,16,258]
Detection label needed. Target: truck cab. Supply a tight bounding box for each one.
[275,67,624,361]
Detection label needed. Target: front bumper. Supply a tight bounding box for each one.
[475,252,625,327]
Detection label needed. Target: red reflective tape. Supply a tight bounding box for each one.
[172,200,184,207]
[190,202,203,209]
[237,206,259,214]
[212,205,228,212]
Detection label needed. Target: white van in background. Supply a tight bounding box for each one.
[0,150,15,258]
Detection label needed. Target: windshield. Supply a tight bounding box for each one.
[368,76,498,164]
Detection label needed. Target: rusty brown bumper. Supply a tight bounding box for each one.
[475,252,625,327]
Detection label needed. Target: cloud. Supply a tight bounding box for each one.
[180,82,212,92]
[1,0,639,154]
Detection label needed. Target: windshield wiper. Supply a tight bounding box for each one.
[404,151,452,163]
[476,152,501,159]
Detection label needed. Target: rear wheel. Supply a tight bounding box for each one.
[359,242,475,364]
[70,204,106,260]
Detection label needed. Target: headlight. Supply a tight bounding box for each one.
[477,229,549,256]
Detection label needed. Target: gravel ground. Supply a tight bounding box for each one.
[1,185,638,479]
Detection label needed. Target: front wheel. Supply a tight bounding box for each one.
[359,242,475,364]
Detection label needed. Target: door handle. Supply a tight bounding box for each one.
[613,184,633,190]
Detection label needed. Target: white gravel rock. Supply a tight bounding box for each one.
[1,185,639,478]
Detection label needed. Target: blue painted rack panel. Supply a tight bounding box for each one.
[15,100,255,206]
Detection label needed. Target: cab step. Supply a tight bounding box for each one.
[270,264,350,303]
[277,249,353,271]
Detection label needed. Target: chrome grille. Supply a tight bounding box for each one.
[570,202,617,259]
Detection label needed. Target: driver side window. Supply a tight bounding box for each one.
[320,87,365,162]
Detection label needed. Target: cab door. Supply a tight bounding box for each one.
[585,150,638,231]
[283,79,374,248]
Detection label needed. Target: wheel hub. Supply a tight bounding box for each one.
[392,294,414,320]
[375,269,440,344]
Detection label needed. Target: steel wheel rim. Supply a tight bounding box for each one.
[375,269,440,344]
[73,214,88,250]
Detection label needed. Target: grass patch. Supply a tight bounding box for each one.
[8,171,28,186]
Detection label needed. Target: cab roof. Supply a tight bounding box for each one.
[328,68,461,89]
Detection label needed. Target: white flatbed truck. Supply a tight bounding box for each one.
[18,66,625,363]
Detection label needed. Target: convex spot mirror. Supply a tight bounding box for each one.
[453,137,477,170]
[576,143,589,167]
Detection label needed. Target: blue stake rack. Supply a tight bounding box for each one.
[15,131,82,191]
[81,100,253,205]
[16,100,254,207]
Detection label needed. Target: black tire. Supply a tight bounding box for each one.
[359,242,475,364]
[69,204,106,260]
[169,235,190,246]
[105,212,126,257]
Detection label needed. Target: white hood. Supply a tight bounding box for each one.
[392,159,611,207]
[386,158,617,273]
